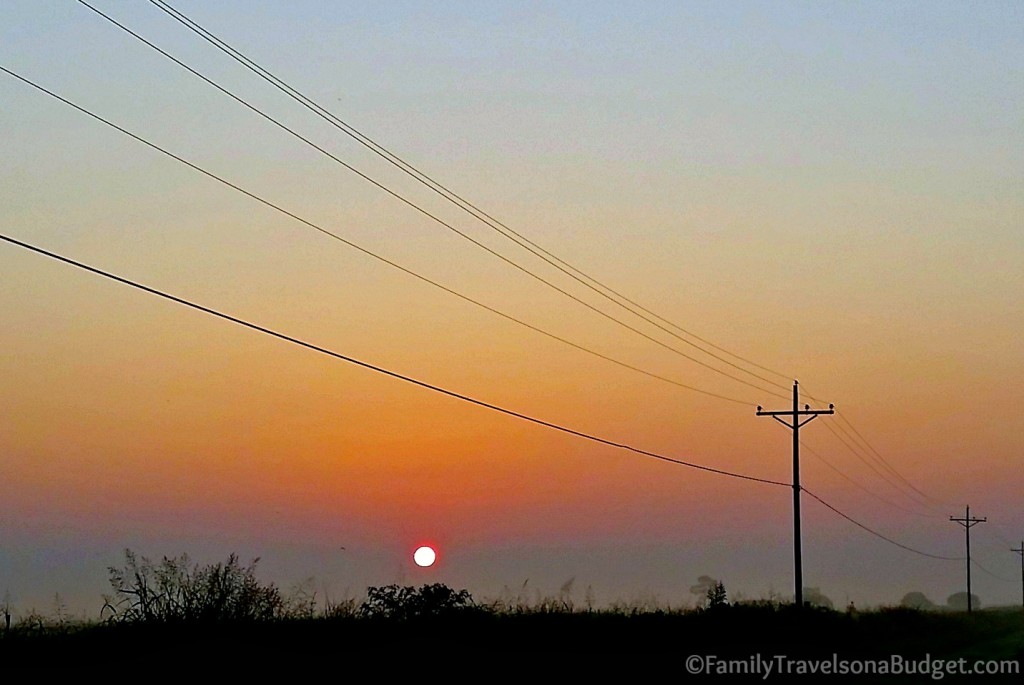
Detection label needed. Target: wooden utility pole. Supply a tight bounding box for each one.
[949,506,986,613]
[757,380,834,608]
[1012,541,1024,610]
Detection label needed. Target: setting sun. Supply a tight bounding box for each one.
[413,546,437,568]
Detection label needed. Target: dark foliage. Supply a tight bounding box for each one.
[706,581,728,609]
[359,583,476,620]
[102,549,292,624]
[1,592,1021,672]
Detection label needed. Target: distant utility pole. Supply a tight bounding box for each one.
[949,506,986,613]
[757,380,834,608]
[1012,541,1024,610]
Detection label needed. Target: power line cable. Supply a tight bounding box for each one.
[0,63,753,406]
[1,53,980,577]
[77,0,790,401]
[971,557,1017,584]
[820,419,934,509]
[824,418,940,512]
[148,5,1005,560]
[802,488,962,561]
[964,526,1021,584]
[835,412,946,507]
[974,523,1020,553]
[0,231,789,488]
[989,525,1020,549]
[0,229,969,567]
[800,440,943,519]
[146,0,797,388]
[802,382,955,514]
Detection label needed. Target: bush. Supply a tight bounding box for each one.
[102,549,291,624]
[359,584,475,620]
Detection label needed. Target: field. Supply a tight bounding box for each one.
[3,590,1022,679]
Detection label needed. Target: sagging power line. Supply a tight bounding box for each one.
[0,63,756,407]
[0,230,963,568]
[76,0,791,402]
[820,419,934,511]
[802,489,962,561]
[798,440,944,520]
[833,414,943,508]
[145,0,798,388]
[0,231,786,487]
[799,384,949,515]
[2,22,987,595]
[138,0,971,543]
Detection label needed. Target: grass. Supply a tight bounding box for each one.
[2,596,1022,674]
[3,554,1020,674]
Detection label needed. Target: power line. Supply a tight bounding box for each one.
[828,416,905,483]
[147,0,797,388]
[0,230,970,572]
[77,0,791,402]
[2,38,988,584]
[835,413,944,507]
[802,488,962,561]
[820,418,934,510]
[138,6,994,569]
[988,523,1021,549]
[801,383,954,516]
[0,63,752,406]
[971,557,1017,585]
[0,230,789,489]
[799,440,944,519]
[972,521,1017,548]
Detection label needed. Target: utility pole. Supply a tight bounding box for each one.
[949,506,986,613]
[1012,541,1024,610]
[756,380,834,608]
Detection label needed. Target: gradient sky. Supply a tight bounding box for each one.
[1,1,1022,616]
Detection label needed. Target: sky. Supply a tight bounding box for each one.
[1,1,1022,616]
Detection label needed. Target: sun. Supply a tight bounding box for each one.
[413,545,436,567]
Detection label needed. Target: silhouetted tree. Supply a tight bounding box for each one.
[706,581,728,609]
[946,592,981,612]
[689,575,716,598]
[690,575,718,609]
[900,591,936,610]
[802,587,834,609]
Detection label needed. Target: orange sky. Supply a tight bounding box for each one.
[1,1,1022,614]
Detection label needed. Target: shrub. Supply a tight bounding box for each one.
[359,583,475,620]
[102,549,288,624]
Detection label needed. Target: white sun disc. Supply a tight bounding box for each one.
[413,546,436,567]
